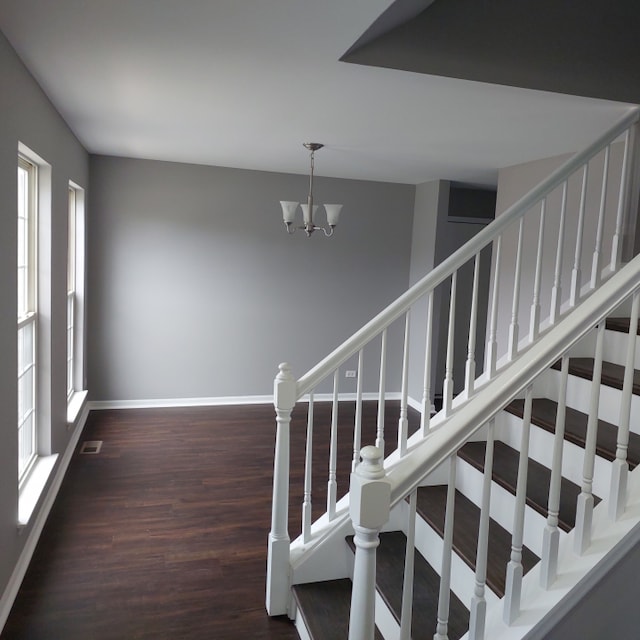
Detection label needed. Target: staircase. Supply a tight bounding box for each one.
[266,108,640,639]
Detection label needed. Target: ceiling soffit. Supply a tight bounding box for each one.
[343,0,640,105]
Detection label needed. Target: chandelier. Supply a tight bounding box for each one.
[280,143,342,237]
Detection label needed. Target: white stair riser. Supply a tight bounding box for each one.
[538,323,638,374]
[456,456,549,558]
[496,412,611,499]
[412,505,500,610]
[375,589,400,640]
[602,328,640,368]
[293,605,313,640]
[540,368,640,432]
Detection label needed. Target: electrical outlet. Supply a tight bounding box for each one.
[345,370,357,378]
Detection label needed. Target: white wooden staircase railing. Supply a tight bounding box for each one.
[266,107,640,639]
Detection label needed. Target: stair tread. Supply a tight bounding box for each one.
[292,578,384,640]
[458,441,595,532]
[347,531,469,639]
[605,317,640,334]
[552,357,640,395]
[505,397,640,469]
[416,486,539,598]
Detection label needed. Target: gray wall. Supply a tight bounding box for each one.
[432,185,494,399]
[87,156,416,401]
[406,181,494,407]
[0,30,88,607]
[491,144,624,364]
[407,180,443,405]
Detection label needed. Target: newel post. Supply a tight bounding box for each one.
[266,363,297,616]
[348,446,391,640]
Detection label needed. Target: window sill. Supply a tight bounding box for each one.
[67,389,88,426]
[18,454,58,528]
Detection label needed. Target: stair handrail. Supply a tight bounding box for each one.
[298,107,640,398]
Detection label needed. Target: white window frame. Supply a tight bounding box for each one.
[66,181,87,422]
[17,142,57,527]
[67,186,76,400]
[17,155,38,486]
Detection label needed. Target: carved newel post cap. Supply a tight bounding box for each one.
[276,362,293,380]
[357,446,385,480]
[274,362,296,411]
[350,446,391,530]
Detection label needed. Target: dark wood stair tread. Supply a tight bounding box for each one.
[605,317,640,334]
[347,531,469,640]
[415,486,538,598]
[505,397,640,469]
[292,579,384,640]
[458,441,595,532]
[551,357,640,395]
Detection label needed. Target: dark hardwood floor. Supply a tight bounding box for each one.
[1,401,416,640]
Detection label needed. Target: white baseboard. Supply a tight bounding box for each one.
[87,392,403,411]
[87,395,274,410]
[0,401,90,633]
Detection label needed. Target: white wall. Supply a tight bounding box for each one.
[0,30,89,611]
[87,155,416,402]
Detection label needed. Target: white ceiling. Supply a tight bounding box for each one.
[0,0,634,186]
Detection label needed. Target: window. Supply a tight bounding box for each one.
[66,181,86,416]
[17,155,37,484]
[67,187,76,399]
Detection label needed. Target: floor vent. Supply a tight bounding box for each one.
[79,440,103,454]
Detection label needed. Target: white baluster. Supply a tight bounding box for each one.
[508,218,525,361]
[398,312,411,457]
[469,419,495,640]
[550,182,568,325]
[540,356,569,588]
[591,145,610,289]
[328,369,339,521]
[486,235,502,379]
[302,391,314,543]
[266,362,297,615]
[575,323,605,554]
[610,290,640,520]
[570,164,589,307]
[400,490,417,640]
[434,455,457,640]
[443,272,457,417]
[352,349,364,473]
[348,446,391,640]
[465,253,481,396]
[377,329,387,456]
[421,291,434,436]
[529,200,546,343]
[611,129,631,272]
[504,386,533,625]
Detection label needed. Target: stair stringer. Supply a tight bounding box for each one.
[468,466,640,640]
[290,494,407,587]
